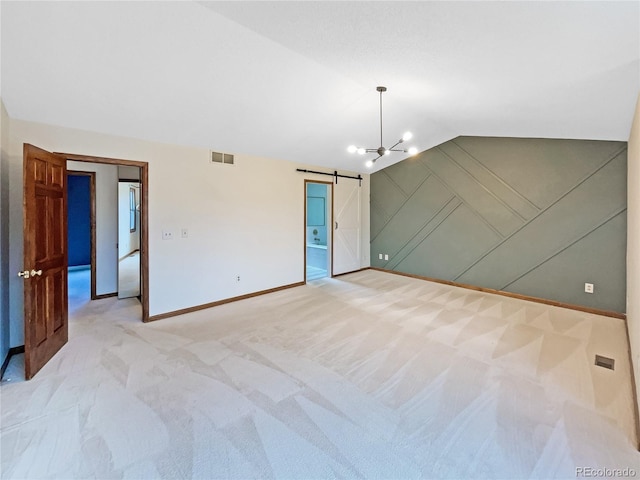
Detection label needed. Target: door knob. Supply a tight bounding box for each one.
[18,269,42,279]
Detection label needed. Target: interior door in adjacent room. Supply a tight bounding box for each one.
[118,180,141,299]
[22,144,68,379]
[333,180,362,275]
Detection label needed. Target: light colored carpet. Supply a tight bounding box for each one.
[118,251,140,299]
[1,270,638,479]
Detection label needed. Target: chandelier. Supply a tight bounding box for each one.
[347,86,418,167]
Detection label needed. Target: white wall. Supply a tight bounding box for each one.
[67,161,118,295]
[627,91,640,441]
[1,99,10,359]
[7,119,370,333]
[118,165,140,181]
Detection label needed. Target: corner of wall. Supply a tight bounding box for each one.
[626,91,640,449]
[0,99,12,362]
[6,109,25,348]
[361,173,371,268]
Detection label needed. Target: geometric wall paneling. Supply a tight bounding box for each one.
[450,137,626,210]
[422,147,525,237]
[373,176,453,262]
[457,151,627,290]
[371,136,627,313]
[383,154,432,197]
[503,211,626,313]
[370,172,411,223]
[393,203,502,281]
[436,141,540,221]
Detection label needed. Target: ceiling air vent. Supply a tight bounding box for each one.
[210,151,234,165]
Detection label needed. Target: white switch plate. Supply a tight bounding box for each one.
[181,228,188,238]
[585,283,594,294]
[378,254,383,260]
[384,254,389,261]
[162,230,173,240]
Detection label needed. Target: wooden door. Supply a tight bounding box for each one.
[333,181,361,275]
[22,144,68,379]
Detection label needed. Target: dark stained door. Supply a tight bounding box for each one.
[22,144,68,379]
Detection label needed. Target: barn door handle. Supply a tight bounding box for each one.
[30,270,43,277]
[335,221,338,230]
[18,270,30,279]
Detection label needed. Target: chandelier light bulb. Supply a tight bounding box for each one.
[384,149,391,155]
[402,131,413,142]
[357,148,366,155]
[365,160,374,168]
[408,146,418,156]
[347,145,357,153]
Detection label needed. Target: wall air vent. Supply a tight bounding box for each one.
[594,355,615,370]
[210,151,234,165]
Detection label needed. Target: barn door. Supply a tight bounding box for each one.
[333,180,361,275]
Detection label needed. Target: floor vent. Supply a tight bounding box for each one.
[210,151,234,165]
[595,355,615,370]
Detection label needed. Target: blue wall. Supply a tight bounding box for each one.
[306,183,328,245]
[67,175,91,266]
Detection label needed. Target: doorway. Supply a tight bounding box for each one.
[66,171,96,304]
[118,174,141,299]
[61,152,149,321]
[21,145,150,379]
[305,180,332,281]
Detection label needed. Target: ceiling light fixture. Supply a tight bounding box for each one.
[347,86,418,168]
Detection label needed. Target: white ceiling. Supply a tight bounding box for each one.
[1,1,638,173]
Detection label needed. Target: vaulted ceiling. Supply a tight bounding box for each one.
[2,1,638,173]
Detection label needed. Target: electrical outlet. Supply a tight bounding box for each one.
[181,228,188,238]
[378,253,383,260]
[236,275,240,282]
[384,254,389,261]
[162,230,173,240]
[585,283,594,294]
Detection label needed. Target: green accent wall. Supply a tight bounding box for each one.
[371,136,627,313]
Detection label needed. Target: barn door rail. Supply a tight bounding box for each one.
[296,168,363,186]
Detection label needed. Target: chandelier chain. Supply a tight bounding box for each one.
[380,89,383,149]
